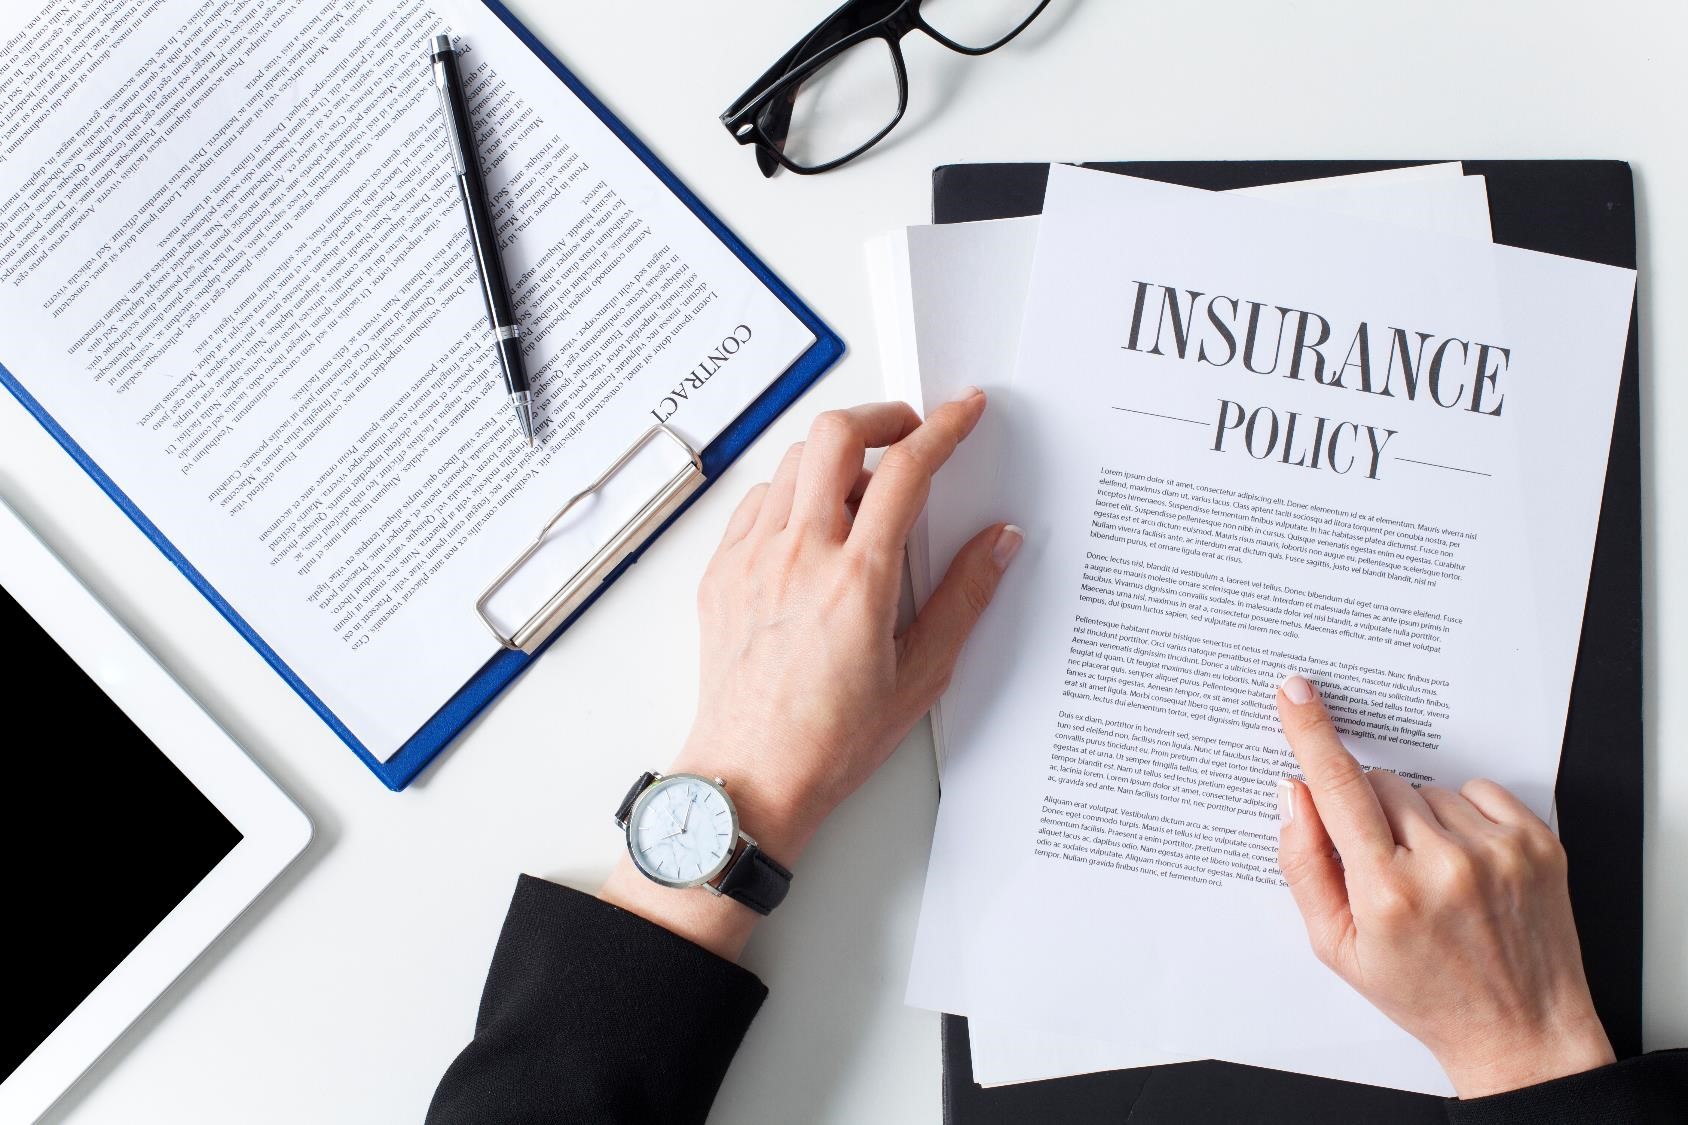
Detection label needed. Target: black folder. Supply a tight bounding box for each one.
[933,160,1643,1124]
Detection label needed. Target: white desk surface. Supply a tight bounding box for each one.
[9,1,1683,1121]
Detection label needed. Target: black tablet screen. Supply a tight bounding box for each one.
[1,579,243,1081]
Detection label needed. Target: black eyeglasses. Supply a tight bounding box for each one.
[720,0,1053,177]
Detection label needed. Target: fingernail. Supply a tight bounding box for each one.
[992,524,1024,570]
[1277,779,1296,824]
[951,384,984,403]
[1280,674,1315,705]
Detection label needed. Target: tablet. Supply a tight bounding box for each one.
[0,496,312,1123]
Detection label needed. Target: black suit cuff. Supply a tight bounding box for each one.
[1445,1049,1688,1124]
[427,875,768,1125]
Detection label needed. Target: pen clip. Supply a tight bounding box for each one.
[432,46,470,176]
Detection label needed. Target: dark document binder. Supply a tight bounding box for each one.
[933,160,1643,1123]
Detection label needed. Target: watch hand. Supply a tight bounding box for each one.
[682,795,695,831]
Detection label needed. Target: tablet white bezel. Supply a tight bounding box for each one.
[0,497,312,1123]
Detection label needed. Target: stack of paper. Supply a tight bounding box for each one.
[867,164,1635,1093]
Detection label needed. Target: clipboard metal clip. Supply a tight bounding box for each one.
[476,425,705,654]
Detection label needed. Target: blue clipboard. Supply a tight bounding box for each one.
[0,0,843,791]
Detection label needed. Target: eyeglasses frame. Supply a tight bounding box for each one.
[720,0,1053,177]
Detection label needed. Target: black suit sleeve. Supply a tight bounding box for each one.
[1446,1050,1688,1124]
[429,875,1685,1124]
[427,875,767,1125]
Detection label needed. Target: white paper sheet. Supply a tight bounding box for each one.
[873,166,1494,775]
[925,175,1500,1088]
[868,166,1499,1086]
[0,0,812,757]
[906,166,1634,1093]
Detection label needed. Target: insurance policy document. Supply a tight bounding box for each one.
[868,167,1507,1087]
[0,0,813,757]
[906,166,1635,1092]
[876,163,1490,776]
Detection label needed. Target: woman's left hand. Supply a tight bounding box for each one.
[602,392,1021,957]
[675,392,1019,851]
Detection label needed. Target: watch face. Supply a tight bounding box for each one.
[627,775,738,888]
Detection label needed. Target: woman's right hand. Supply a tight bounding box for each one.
[1274,674,1616,1099]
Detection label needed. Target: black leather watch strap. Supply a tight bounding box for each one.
[614,771,657,828]
[716,842,793,916]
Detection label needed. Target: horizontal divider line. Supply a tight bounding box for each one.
[1112,406,1206,426]
[1394,457,1492,477]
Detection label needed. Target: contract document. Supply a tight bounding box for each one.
[906,166,1635,1093]
[0,0,813,758]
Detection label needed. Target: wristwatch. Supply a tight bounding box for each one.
[614,771,793,915]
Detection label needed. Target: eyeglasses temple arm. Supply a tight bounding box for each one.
[721,0,876,126]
